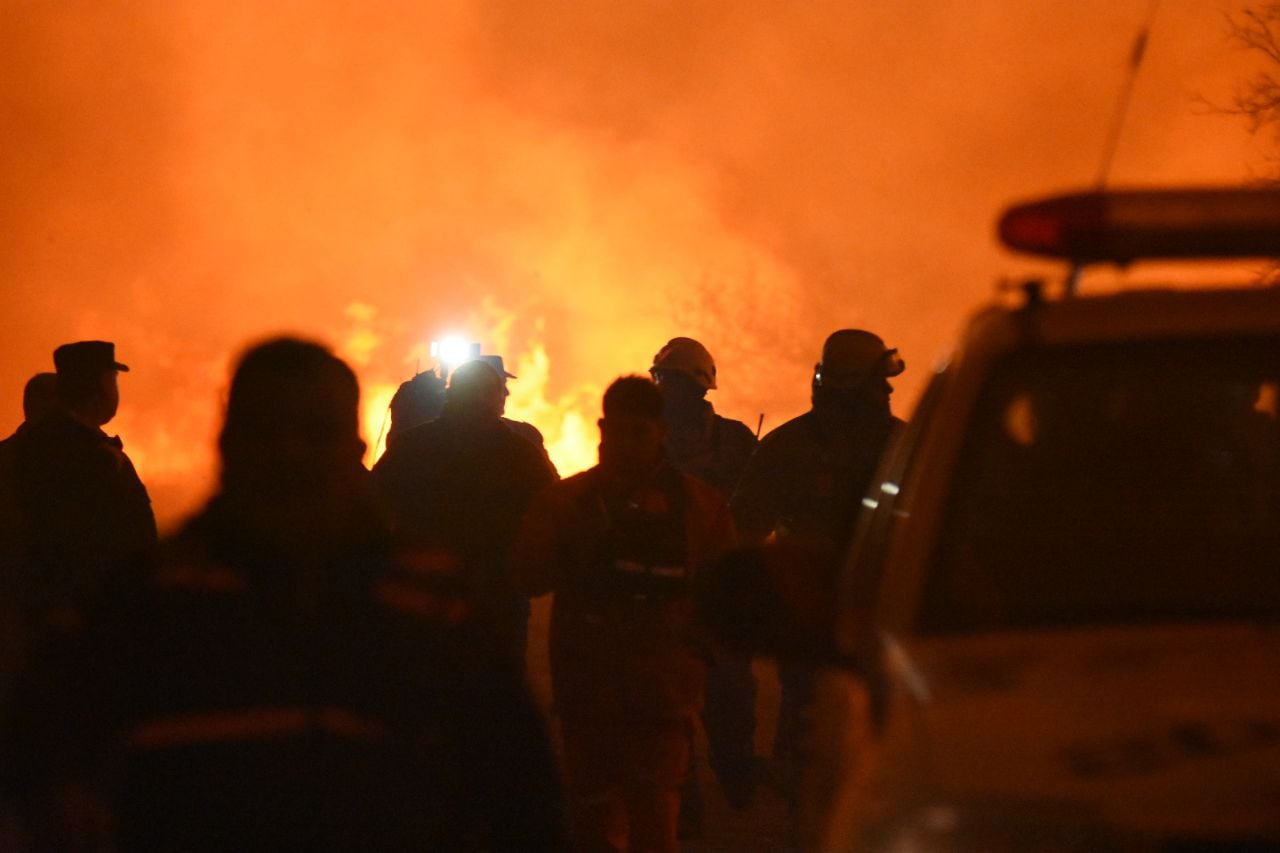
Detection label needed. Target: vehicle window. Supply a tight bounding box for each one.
[919,336,1280,634]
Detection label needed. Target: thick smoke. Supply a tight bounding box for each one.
[0,0,1267,525]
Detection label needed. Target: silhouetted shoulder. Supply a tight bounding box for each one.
[750,413,817,470]
[495,421,558,479]
[503,417,545,447]
[369,420,452,493]
[376,417,448,457]
[716,415,757,440]
[714,414,758,454]
[535,467,598,503]
[496,420,546,455]
[758,412,813,447]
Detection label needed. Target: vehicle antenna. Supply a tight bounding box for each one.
[1067,0,1162,296]
[1095,0,1161,190]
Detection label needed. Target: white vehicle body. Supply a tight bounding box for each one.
[810,286,1280,850]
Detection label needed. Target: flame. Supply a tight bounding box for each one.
[112,403,218,527]
[361,381,399,464]
[464,301,602,476]
[350,299,602,477]
[7,0,1269,534]
[504,342,600,476]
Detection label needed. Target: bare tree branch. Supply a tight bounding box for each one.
[1217,5,1280,148]
[1230,5,1280,64]
[1213,5,1280,276]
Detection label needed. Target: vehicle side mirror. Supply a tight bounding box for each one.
[696,542,838,660]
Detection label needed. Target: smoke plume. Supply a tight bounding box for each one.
[1,0,1267,526]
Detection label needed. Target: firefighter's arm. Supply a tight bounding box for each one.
[728,447,778,545]
[509,484,563,598]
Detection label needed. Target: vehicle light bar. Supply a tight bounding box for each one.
[998,187,1280,263]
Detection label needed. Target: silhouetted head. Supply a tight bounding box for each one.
[22,372,59,423]
[650,337,716,409]
[444,360,505,425]
[650,337,718,425]
[386,369,447,447]
[53,340,130,427]
[811,329,904,418]
[476,355,516,382]
[598,375,666,482]
[476,354,516,415]
[218,338,365,512]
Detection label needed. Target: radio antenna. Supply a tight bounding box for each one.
[1067,0,1162,296]
[1095,0,1162,189]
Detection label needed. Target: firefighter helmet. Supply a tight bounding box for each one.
[650,337,717,390]
[815,330,905,389]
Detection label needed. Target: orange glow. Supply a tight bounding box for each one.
[361,382,399,465]
[1,1,1274,530]
[349,300,606,476]
[504,342,601,477]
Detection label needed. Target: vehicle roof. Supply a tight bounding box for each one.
[964,285,1280,356]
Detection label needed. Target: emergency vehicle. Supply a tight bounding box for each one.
[785,187,1280,850]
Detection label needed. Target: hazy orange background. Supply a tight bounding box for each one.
[1,0,1271,528]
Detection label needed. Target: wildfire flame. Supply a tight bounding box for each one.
[4,1,1267,532]
[348,301,602,477]
[504,341,601,477]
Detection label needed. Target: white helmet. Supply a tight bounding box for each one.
[650,337,717,390]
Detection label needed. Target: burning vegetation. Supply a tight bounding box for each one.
[1,0,1269,528]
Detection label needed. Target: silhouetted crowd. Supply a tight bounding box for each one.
[0,329,905,852]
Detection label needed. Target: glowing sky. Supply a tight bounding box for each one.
[1,0,1271,526]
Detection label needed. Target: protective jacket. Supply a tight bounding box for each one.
[663,401,756,498]
[513,464,736,725]
[729,404,903,811]
[732,407,903,552]
[662,401,759,810]
[372,414,557,653]
[8,498,566,851]
[11,411,156,630]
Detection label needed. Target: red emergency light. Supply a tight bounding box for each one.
[998,187,1280,264]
